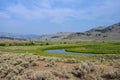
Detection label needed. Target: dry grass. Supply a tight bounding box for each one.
[0,53,120,80]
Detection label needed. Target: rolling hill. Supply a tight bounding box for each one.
[1,22,120,41]
[0,32,43,40]
[39,22,120,42]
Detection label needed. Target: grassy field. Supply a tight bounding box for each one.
[66,42,120,54]
[0,40,120,61]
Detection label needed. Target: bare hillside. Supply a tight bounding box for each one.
[66,22,120,41]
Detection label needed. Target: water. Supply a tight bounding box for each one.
[45,49,95,56]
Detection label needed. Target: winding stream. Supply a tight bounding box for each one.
[45,49,95,56]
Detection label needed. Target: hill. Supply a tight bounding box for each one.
[0,32,43,40]
[38,32,73,41]
[1,22,120,41]
[39,22,120,42]
[67,22,120,41]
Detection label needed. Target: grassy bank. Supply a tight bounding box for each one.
[66,42,120,54]
[0,41,120,61]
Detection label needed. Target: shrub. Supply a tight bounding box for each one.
[72,62,96,78]
[52,70,71,79]
[101,70,120,79]
[0,64,10,78]
[45,61,56,67]
[15,65,24,74]
[46,43,49,45]
[87,76,103,80]
[0,43,6,46]
[64,58,79,63]
[30,71,53,80]
[63,42,67,44]
[31,61,39,66]
[20,62,29,68]
[6,72,16,80]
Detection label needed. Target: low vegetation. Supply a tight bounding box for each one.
[66,42,120,54]
[0,41,120,55]
[0,53,120,80]
[0,40,120,80]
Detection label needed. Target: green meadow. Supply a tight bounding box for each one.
[0,41,120,61]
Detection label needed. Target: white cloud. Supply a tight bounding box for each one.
[48,8,76,23]
[1,0,120,24]
[7,4,44,20]
[57,0,77,3]
[6,3,77,23]
[40,0,52,8]
[90,0,120,16]
[72,0,120,20]
[0,12,10,19]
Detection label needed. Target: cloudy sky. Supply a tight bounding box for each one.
[0,0,120,35]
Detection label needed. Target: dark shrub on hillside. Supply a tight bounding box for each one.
[0,43,6,46]
[63,42,67,44]
[46,43,49,45]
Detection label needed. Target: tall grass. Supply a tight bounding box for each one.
[66,42,120,54]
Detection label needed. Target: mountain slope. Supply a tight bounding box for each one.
[0,32,42,40]
[38,32,73,41]
[1,22,120,41]
[67,22,120,41]
[39,22,120,42]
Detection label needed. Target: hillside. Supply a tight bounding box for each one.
[39,22,120,42]
[0,32,43,40]
[38,32,73,41]
[67,22,120,41]
[1,22,120,42]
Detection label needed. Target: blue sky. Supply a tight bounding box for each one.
[0,0,120,35]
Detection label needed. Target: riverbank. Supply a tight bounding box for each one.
[0,41,120,61]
